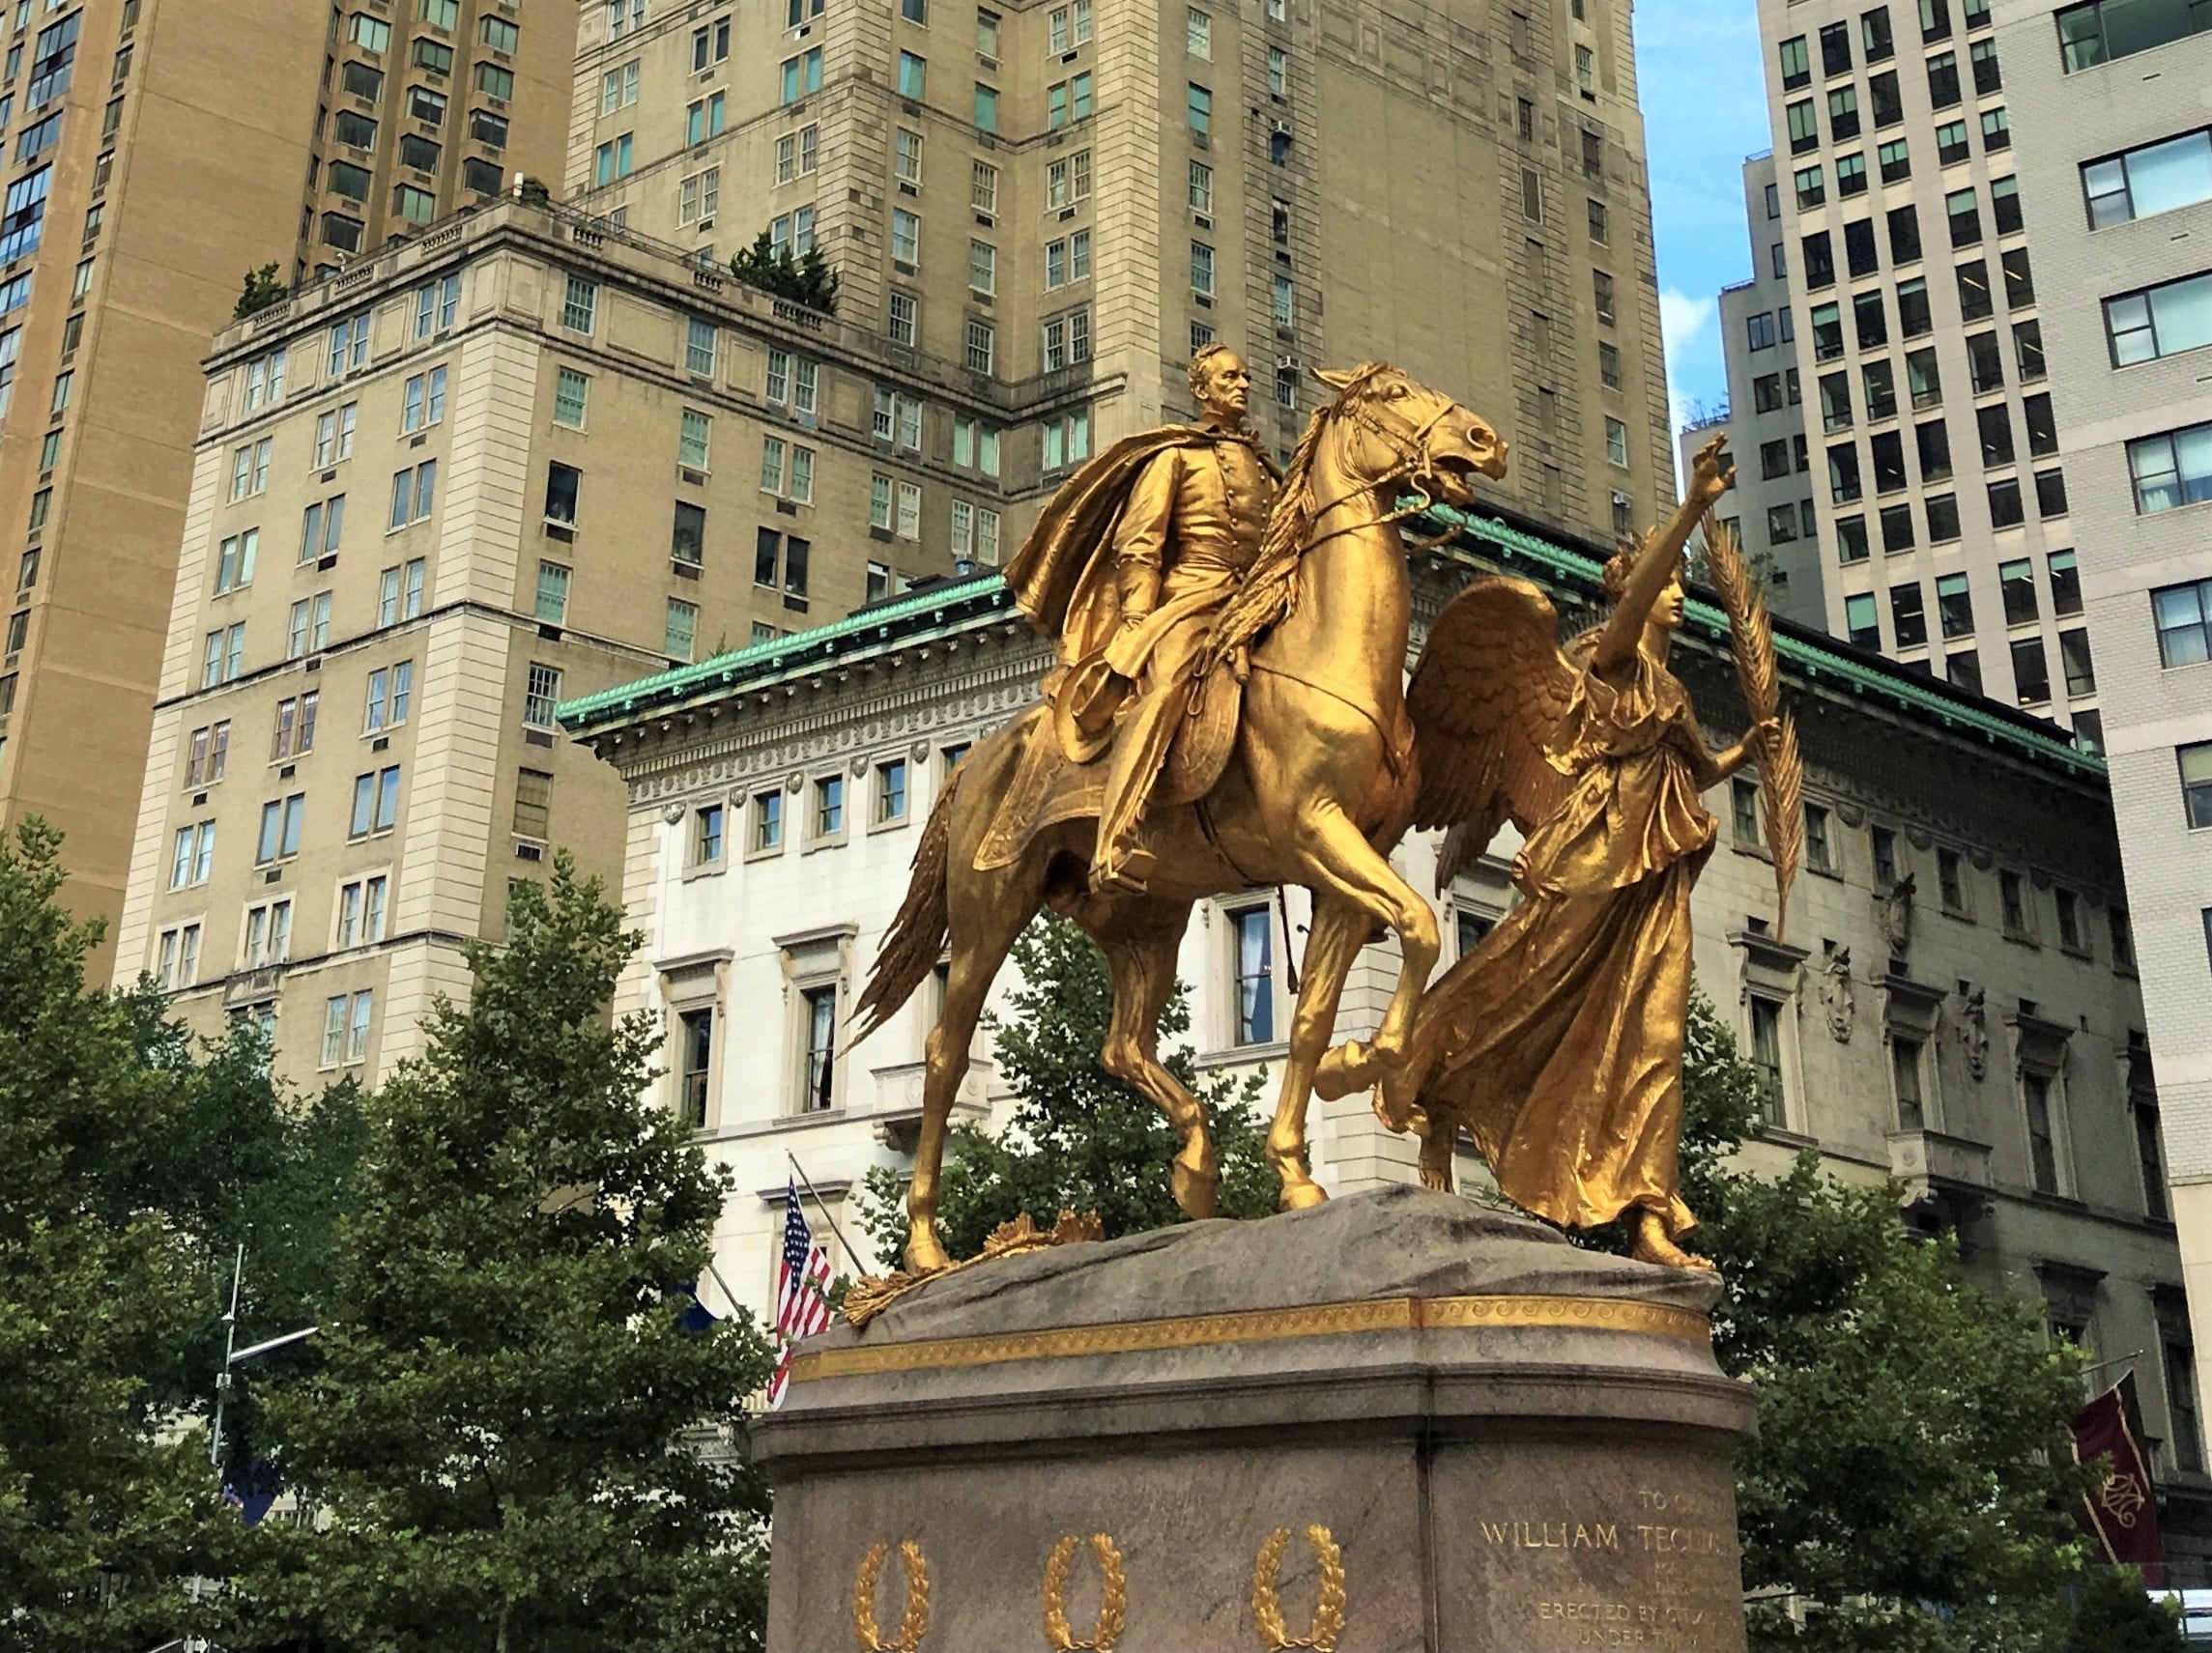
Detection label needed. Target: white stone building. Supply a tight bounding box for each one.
[565,507,2210,1558]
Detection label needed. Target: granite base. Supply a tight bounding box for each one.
[757,1185,1757,1652]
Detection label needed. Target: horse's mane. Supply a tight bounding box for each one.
[1204,362,1394,674]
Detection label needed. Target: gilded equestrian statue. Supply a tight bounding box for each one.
[852,360,1508,1274]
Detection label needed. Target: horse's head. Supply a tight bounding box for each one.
[1312,363,1508,512]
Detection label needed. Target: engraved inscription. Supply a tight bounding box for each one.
[1533,1600,1713,1648]
[1479,1488,1743,1650]
[1479,1520,1623,1551]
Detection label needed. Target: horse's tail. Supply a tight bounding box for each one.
[850,760,961,1046]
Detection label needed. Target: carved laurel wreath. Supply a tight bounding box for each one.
[853,1540,932,1652]
[1251,1525,1346,1652]
[1043,1532,1128,1651]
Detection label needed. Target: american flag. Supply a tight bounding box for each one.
[766,1181,834,1410]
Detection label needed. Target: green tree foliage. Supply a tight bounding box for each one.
[1667,991,2099,1653]
[240,855,775,1652]
[234,264,286,321]
[2061,1566,2186,1653]
[0,820,239,1652]
[730,230,841,315]
[107,996,368,1428]
[859,917,1277,1265]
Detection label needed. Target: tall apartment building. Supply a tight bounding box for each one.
[564,0,1674,543]
[1677,153,1826,632]
[1993,0,2212,1427]
[110,198,991,1077]
[0,0,571,971]
[1694,0,2099,748]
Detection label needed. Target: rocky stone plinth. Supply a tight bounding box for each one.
[758,1184,1756,1651]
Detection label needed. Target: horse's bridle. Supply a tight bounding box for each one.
[1300,385,1474,556]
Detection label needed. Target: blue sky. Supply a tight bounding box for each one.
[1637,0,1774,435]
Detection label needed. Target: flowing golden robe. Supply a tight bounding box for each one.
[1417,648,1715,1240]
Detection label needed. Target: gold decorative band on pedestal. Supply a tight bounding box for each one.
[790,1293,1708,1382]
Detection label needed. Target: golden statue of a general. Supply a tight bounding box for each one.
[1008,344,1281,894]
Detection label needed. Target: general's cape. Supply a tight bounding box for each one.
[1000,428,1220,668]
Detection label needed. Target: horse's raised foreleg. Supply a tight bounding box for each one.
[905,864,1043,1274]
[1288,802,1440,1094]
[1266,898,1369,1210]
[1084,898,1217,1217]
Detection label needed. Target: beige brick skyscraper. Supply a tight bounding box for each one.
[0,0,570,969]
[566,0,1673,536]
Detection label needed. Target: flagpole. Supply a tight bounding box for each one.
[2079,1349,2145,1384]
[703,1255,744,1318]
[786,1150,868,1275]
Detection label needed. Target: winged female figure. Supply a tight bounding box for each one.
[1315,435,1771,1269]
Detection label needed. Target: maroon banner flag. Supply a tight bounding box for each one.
[2072,1374,2167,1587]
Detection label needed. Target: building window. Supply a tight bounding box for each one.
[2083,128,2212,230]
[351,765,403,838]
[2059,0,2212,70]
[321,990,374,1069]
[1231,904,1274,1045]
[363,661,413,732]
[1997,868,2031,935]
[185,720,230,784]
[753,790,784,853]
[2155,577,2212,667]
[665,598,699,662]
[268,695,314,762]
[253,793,305,866]
[876,758,907,822]
[241,898,291,970]
[554,367,588,428]
[677,1007,713,1127]
[814,774,845,839]
[2128,421,2212,514]
[1892,1036,1927,1130]
[800,983,837,1111]
[388,460,437,528]
[2107,271,2212,367]
[2023,1070,2060,1193]
[2181,741,2212,828]
[1748,996,1786,1124]
[523,662,562,729]
[560,275,597,335]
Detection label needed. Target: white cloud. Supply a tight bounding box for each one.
[1657,288,1716,441]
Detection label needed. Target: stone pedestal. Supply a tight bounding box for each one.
[759,1185,1756,1651]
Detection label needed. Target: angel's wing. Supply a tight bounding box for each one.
[1408,576,1581,894]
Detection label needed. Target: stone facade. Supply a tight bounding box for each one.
[0,0,574,974]
[1992,0,2212,1479]
[569,510,2212,1556]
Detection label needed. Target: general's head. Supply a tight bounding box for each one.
[1190,345,1251,425]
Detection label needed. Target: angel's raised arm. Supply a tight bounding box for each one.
[1593,435,1735,678]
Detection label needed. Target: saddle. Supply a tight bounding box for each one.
[974,663,1244,871]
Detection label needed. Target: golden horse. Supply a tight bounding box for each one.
[853,364,1508,1273]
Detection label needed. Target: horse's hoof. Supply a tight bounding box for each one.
[903,1229,953,1275]
[1172,1157,1220,1219]
[1277,1178,1329,1212]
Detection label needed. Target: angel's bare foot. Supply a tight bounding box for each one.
[1629,1209,1714,1271]
[1315,1038,1382,1102]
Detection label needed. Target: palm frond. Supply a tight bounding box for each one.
[1700,510,1803,939]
